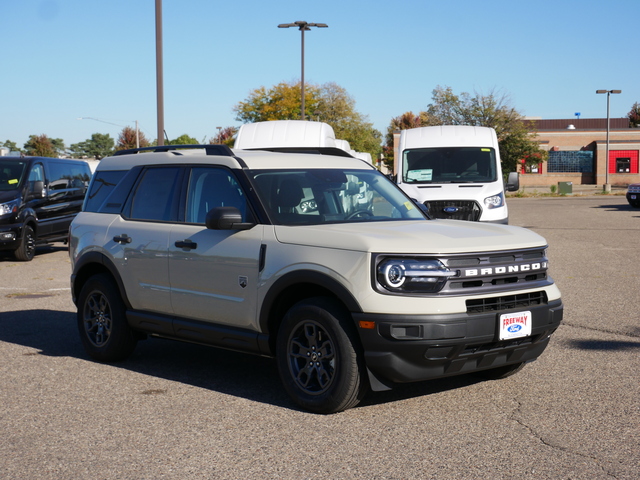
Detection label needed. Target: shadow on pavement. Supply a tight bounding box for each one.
[0,308,488,413]
[565,339,640,351]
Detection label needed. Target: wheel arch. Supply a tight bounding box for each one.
[71,252,131,309]
[258,270,362,355]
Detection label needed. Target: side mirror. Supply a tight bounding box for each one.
[205,206,254,230]
[30,181,45,199]
[505,172,519,192]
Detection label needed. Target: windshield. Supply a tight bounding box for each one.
[248,169,425,225]
[0,160,27,192]
[403,147,497,184]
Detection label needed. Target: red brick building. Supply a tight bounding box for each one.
[522,118,640,188]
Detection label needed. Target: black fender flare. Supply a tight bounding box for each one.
[258,269,362,335]
[71,251,132,309]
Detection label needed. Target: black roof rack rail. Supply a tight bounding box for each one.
[112,144,234,157]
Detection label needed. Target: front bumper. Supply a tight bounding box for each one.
[354,299,563,386]
[0,224,22,251]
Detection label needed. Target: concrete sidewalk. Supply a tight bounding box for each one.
[513,183,627,196]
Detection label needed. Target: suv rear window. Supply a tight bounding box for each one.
[84,171,127,212]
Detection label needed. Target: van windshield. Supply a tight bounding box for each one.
[0,160,27,192]
[403,147,497,184]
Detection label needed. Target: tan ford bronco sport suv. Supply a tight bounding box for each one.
[69,144,563,413]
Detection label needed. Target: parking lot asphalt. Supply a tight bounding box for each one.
[0,195,638,480]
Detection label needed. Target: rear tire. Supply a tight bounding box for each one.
[77,273,137,362]
[276,297,368,414]
[14,225,36,261]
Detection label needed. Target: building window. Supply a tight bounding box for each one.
[547,151,593,173]
[616,158,631,173]
[609,150,638,174]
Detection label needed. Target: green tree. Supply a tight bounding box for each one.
[50,138,65,157]
[69,133,115,159]
[315,82,382,161]
[234,81,320,123]
[628,102,640,128]
[233,80,382,163]
[24,134,58,157]
[168,134,198,145]
[1,140,21,154]
[116,126,150,151]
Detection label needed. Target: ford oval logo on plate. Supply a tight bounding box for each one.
[507,324,522,333]
[443,207,459,213]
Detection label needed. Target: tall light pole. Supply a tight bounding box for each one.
[155,0,165,146]
[278,21,328,120]
[596,89,622,192]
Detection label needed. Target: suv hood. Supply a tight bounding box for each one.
[274,219,546,254]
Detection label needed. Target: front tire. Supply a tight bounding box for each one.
[276,297,368,414]
[14,225,36,261]
[77,273,137,362]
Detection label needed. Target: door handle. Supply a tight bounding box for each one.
[113,234,132,244]
[175,239,198,250]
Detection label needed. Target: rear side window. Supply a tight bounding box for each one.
[84,170,127,212]
[127,167,182,222]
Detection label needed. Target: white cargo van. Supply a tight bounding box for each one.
[235,120,337,151]
[397,125,519,224]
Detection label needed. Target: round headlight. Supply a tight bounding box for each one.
[383,263,406,287]
[377,257,455,293]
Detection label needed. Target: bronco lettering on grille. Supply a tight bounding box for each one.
[462,262,548,277]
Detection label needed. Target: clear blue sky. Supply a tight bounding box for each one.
[2,0,638,148]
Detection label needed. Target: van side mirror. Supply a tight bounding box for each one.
[30,181,45,199]
[505,172,519,192]
[205,206,254,230]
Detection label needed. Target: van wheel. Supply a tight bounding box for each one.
[276,297,368,414]
[77,273,137,362]
[14,225,36,261]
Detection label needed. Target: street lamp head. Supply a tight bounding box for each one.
[596,89,622,94]
[278,20,328,30]
[596,90,608,94]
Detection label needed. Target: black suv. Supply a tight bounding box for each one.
[0,156,92,261]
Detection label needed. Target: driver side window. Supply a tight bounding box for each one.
[186,167,247,224]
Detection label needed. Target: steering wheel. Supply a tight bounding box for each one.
[345,209,374,220]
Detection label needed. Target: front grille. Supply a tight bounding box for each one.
[424,200,481,221]
[439,248,551,295]
[466,291,548,314]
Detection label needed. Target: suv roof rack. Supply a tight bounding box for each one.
[113,144,234,157]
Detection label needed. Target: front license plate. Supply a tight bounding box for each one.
[499,311,532,340]
[631,194,637,200]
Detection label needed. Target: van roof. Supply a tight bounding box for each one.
[400,125,498,149]
[234,120,337,149]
